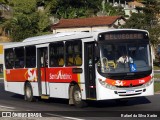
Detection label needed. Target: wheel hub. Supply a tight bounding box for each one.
[26,87,31,98]
[74,90,82,102]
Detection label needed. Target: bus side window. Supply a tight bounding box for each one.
[51,56,59,67]
[25,46,36,68]
[68,55,73,65]
[57,43,64,66]
[50,57,54,66]
[75,54,82,65]
[5,49,14,69]
[14,47,24,68]
[66,43,73,66]
[74,43,82,65]
[49,42,64,67]
[58,56,64,66]
[65,40,82,66]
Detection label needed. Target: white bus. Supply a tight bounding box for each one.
[3,29,154,107]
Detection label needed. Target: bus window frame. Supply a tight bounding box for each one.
[65,39,82,66]
[49,41,64,67]
[5,48,14,69]
[14,47,25,68]
[25,45,36,68]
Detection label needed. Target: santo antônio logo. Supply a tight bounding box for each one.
[25,68,37,82]
[49,70,72,80]
[112,80,126,86]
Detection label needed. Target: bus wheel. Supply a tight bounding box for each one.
[24,82,35,102]
[72,85,87,108]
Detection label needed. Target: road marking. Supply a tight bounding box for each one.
[45,113,85,120]
[0,105,15,110]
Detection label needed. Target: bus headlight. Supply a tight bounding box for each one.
[99,78,105,85]
[98,78,116,90]
[143,79,153,87]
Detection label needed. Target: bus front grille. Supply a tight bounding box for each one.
[114,89,144,96]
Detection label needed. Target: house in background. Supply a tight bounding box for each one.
[124,1,145,18]
[52,16,126,34]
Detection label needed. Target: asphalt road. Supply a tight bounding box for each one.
[0,81,160,120]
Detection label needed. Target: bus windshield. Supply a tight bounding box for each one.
[97,42,152,75]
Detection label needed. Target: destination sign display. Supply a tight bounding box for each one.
[98,31,148,41]
[105,33,143,40]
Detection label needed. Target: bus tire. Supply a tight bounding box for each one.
[24,82,35,102]
[72,85,87,108]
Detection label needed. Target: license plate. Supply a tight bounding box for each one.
[126,90,134,94]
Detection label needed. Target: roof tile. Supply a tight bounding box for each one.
[52,16,122,29]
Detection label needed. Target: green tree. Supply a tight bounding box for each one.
[2,0,52,41]
[55,0,102,19]
[55,0,124,19]
[97,2,124,16]
[123,13,148,29]
[149,26,160,45]
[7,0,37,41]
[37,0,58,13]
[0,0,10,37]
[37,7,51,35]
[124,0,160,46]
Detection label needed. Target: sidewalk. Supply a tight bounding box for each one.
[154,78,160,82]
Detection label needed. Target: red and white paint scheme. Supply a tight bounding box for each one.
[3,29,154,107]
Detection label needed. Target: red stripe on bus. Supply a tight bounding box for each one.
[5,67,79,83]
[106,75,151,87]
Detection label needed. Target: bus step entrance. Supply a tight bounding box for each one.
[41,95,49,99]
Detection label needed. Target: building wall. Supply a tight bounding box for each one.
[53,26,110,34]
[114,19,126,26]
[52,19,126,34]
[124,8,138,17]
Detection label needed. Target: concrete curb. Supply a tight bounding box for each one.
[154,79,160,82]
[155,92,160,94]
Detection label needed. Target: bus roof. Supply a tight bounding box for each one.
[3,29,148,49]
[4,32,93,49]
[92,28,148,35]
[23,32,88,42]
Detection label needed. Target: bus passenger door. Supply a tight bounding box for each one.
[84,42,96,99]
[37,47,49,97]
